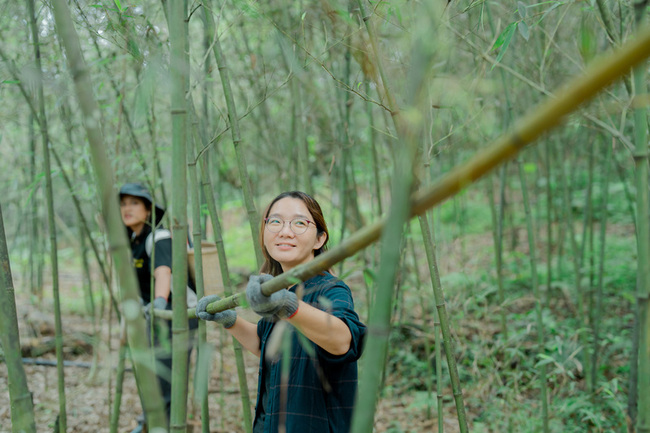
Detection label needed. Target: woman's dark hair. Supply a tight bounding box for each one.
[259,191,329,276]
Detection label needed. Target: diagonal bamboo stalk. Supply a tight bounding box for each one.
[173,24,650,320]
[49,0,167,430]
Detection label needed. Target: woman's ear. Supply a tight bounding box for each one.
[314,232,327,251]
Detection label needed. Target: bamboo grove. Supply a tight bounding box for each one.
[0,0,649,432]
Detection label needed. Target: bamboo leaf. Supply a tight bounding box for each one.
[517,1,528,19]
[193,343,214,404]
[518,21,530,41]
[231,0,261,18]
[491,22,517,66]
[524,162,537,173]
[363,268,376,287]
[537,1,563,25]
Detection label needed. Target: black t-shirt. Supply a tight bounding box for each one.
[129,225,173,304]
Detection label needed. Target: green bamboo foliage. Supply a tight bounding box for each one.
[0,202,36,433]
[518,158,549,432]
[49,0,167,430]
[202,4,263,268]
[169,1,191,430]
[27,0,67,429]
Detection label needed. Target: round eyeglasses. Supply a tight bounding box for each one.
[265,217,316,235]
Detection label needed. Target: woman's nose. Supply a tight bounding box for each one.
[278,222,294,236]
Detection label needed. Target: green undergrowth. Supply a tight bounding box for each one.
[383,219,636,432]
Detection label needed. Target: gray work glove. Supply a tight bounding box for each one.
[144,296,168,321]
[144,296,169,345]
[245,274,299,319]
[195,295,237,328]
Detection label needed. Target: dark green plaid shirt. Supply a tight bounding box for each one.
[253,272,366,433]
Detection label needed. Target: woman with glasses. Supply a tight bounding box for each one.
[196,191,366,433]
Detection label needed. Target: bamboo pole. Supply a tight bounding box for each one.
[189,97,254,431]
[202,3,263,268]
[27,0,67,429]
[518,159,549,432]
[197,144,254,433]
[590,137,612,396]
[418,214,465,431]
[72,0,168,206]
[189,114,210,433]
[633,7,650,433]
[49,0,167,429]
[0,203,36,433]
[109,338,128,433]
[0,40,121,321]
[155,24,650,322]
[169,0,191,430]
[28,112,41,299]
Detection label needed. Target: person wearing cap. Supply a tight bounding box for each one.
[119,182,197,432]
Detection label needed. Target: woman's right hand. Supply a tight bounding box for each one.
[195,295,237,328]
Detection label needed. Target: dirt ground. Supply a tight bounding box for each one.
[0,270,461,433]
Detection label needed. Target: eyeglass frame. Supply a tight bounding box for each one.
[264,217,317,235]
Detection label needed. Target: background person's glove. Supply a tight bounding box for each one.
[144,296,169,345]
[195,295,237,328]
[144,296,168,321]
[245,274,299,319]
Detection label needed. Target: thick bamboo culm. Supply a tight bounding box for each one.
[152,24,650,322]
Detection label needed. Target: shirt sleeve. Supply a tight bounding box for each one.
[152,237,173,270]
[313,280,366,364]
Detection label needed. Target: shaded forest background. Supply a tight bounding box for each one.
[0,0,648,432]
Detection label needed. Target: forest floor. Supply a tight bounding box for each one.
[0,267,469,433]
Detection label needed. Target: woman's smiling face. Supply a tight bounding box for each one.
[263,197,326,272]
